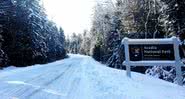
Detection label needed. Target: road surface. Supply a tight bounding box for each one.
[0,54,185,99]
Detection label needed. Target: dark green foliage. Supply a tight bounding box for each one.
[90,0,185,77]
[145,0,185,84]
[106,31,122,67]
[161,0,185,35]
[0,0,66,67]
[92,44,102,62]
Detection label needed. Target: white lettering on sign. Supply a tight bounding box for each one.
[144,46,157,50]
[122,37,183,86]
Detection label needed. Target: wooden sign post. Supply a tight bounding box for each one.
[122,37,183,86]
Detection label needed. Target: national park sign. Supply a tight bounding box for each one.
[122,37,183,85]
[129,44,175,61]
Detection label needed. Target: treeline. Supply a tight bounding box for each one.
[65,31,91,55]
[91,0,185,66]
[0,0,66,67]
[66,0,185,85]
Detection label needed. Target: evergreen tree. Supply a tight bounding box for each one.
[80,30,91,55]
[106,31,122,68]
[92,44,102,62]
[159,0,185,37]
[146,0,185,85]
[0,0,66,67]
[65,33,83,54]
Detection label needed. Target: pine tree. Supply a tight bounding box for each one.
[92,44,102,61]
[159,0,185,37]
[80,30,91,55]
[0,0,66,67]
[146,0,185,85]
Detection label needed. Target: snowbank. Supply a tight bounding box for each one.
[0,54,184,99]
[0,66,17,72]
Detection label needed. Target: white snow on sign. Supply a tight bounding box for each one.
[0,54,184,99]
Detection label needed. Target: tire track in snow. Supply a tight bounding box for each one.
[65,58,94,99]
[0,63,69,97]
[25,63,77,98]
[0,58,81,98]
[0,56,93,99]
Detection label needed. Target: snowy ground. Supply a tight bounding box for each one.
[0,66,17,72]
[0,54,185,99]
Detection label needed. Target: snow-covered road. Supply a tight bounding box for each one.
[0,54,185,99]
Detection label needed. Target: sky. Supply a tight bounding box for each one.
[43,0,95,36]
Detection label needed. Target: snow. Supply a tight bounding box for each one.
[122,36,179,45]
[0,66,17,72]
[0,54,185,99]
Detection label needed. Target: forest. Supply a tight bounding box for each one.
[0,0,185,84]
[66,0,185,84]
[0,0,66,67]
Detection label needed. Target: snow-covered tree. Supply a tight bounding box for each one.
[79,30,91,55]
[0,0,66,67]
[146,66,185,85]
[158,0,185,37]
[65,33,83,54]
[146,0,185,85]
[90,0,120,62]
[90,0,163,68]
[0,34,8,68]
